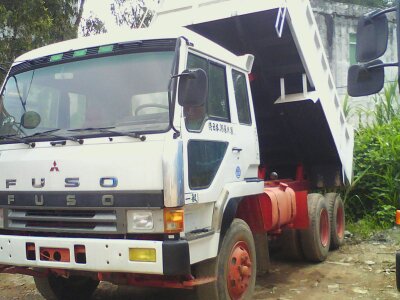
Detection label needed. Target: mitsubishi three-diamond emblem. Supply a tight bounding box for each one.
[50,161,59,172]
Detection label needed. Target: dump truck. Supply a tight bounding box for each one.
[0,0,353,299]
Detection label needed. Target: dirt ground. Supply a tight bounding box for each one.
[1,230,399,300]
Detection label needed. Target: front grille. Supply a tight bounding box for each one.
[6,208,124,234]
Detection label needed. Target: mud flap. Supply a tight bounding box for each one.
[254,233,270,275]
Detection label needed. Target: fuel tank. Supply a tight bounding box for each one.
[261,183,296,231]
[237,182,297,232]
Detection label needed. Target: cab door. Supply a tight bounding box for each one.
[181,52,259,210]
[182,52,234,207]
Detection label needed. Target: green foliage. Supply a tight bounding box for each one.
[376,204,397,227]
[346,81,400,230]
[346,216,385,239]
[372,81,399,126]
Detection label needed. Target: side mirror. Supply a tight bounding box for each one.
[177,68,208,107]
[356,11,388,63]
[21,111,41,129]
[348,59,384,97]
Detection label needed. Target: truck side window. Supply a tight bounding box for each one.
[188,140,228,189]
[185,53,230,131]
[208,63,229,121]
[232,70,251,125]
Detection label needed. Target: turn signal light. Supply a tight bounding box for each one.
[129,248,156,262]
[164,208,184,233]
[396,210,400,225]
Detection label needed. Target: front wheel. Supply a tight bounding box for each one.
[34,274,99,300]
[195,218,256,300]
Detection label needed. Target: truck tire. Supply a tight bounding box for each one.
[34,274,99,300]
[195,218,256,300]
[326,193,345,250]
[281,228,304,261]
[300,193,331,262]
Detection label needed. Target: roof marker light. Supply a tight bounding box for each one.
[50,54,63,62]
[98,45,114,54]
[73,49,88,57]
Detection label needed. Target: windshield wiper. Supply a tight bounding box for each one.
[0,134,33,147]
[69,127,146,141]
[23,129,84,145]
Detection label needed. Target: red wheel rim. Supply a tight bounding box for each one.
[320,209,329,248]
[336,205,344,239]
[227,241,252,300]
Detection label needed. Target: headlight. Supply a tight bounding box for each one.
[127,210,164,233]
[132,212,154,230]
[0,209,3,228]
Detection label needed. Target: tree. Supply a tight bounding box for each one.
[110,0,160,29]
[0,0,85,82]
[80,14,107,37]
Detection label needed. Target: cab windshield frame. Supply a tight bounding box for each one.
[0,39,177,143]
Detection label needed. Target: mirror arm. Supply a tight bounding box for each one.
[171,71,195,79]
[168,38,182,139]
[368,6,396,20]
[367,62,399,70]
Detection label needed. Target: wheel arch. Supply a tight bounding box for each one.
[219,195,264,249]
[219,197,242,249]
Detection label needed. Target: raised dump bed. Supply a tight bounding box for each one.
[153,0,354,187]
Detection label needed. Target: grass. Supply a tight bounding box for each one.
[346,216,389,239]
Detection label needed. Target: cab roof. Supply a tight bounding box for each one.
[14,27,253,73]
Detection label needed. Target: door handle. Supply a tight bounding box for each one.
[232,147,243,153]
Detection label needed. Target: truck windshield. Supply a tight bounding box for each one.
[0,51,174,140]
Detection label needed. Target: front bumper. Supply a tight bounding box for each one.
[0,235,190,276]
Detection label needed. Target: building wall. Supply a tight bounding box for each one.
[311,0,398,120]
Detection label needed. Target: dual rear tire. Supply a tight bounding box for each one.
[326,193,345,250]
[300,193,331,262]
[283,193,345,262]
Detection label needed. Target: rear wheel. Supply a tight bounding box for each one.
[300,193,331,262]
[195,218,256,300]
[326,193,345,250]
[34,274,99,300]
